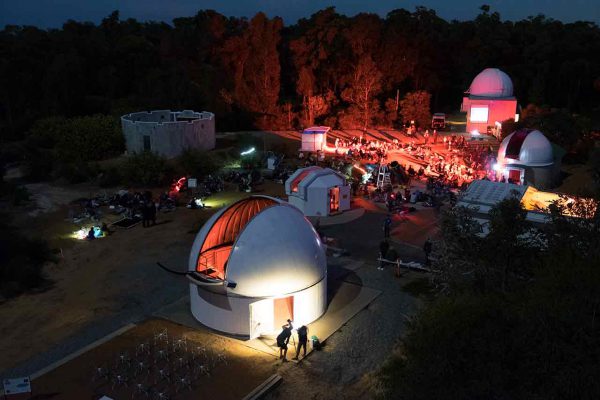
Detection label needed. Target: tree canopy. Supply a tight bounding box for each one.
[1,7,599,138]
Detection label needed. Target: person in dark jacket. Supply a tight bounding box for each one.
[383,215,392,238]
[277,323,292,361]
[423,237,433,265]
[294,325,309,360]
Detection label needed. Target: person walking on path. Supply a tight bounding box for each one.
[383,214,392,239]
[423,237,433,266]
[293,325,309,360]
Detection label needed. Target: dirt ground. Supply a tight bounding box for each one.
[32,318,276,400]
[0,181,285,378]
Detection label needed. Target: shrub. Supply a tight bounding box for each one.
[98,166,123,187]
[56,161,98,184]
[55,114,124,162]
[123,151,167,186]
[177,149,223,178]
[12,186,31,206]
[0,217,53,299]
[23,147,55,181]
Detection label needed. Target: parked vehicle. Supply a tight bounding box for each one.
[432,113,446,129]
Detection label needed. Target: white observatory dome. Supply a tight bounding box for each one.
[468,68,514,98]
[497,129,554,167]
[188,196,326,298]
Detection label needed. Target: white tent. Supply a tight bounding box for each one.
[188,196,327,338]
[456,180,595,225]
[285,166,351,217]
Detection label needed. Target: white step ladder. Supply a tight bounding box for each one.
[376,164,391,189]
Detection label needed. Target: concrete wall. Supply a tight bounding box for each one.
[525,166,555,190]
[190,277,327,337]
[121,110,215,158]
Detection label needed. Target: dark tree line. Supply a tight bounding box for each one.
[1,6,599,139]
[378,195,600,399]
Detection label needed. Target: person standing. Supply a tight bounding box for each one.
[294,325,309,360]
[277,323,292,362]
[379,240,390,260]
[423,237,433,266]
[383,214,392,239]
[424,130,429,145]
[433,129,438,144]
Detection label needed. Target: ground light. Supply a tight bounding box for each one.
[72,226,104,240]
[241,147,255,156]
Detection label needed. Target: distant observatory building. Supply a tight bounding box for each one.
[285,166,351,217]
[496,129,560,189]
[121,110,215,158]
[188,196,327,338]
[462,68,518,135]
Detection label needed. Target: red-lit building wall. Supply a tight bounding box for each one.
[462,97,517,133]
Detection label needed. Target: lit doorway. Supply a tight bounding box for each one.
[274,296,294,330]
[507,168,523,184]
[249,299,273,339]
[329,187,340,214]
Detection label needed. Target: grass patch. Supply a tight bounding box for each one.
[402,277,434,299]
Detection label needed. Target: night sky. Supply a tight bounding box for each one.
[1,0,599,28]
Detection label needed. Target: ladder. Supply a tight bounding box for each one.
[376,164,391,189]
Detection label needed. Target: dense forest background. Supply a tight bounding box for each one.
[1,5,600,139]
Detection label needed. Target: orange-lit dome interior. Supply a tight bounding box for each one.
[196,197,277,279]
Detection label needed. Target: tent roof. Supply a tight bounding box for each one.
[458,180,527,207]
[302,126,330,134]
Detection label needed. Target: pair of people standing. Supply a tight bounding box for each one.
[276,320,309,361]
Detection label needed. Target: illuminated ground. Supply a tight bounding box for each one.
[0,181,285,379]
[31,319,275,399]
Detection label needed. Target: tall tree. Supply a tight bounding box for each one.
[221,13,283,129]
[340,56,382,129]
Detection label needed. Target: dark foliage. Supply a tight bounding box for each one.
[379,197,600,399]
[1,7,598,139]
[0,215,54,299]
[122,151,167,186]
[177,149,223,180]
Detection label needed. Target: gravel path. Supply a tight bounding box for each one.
[264,209,433,400]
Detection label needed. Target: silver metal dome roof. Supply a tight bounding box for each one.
[468,68,514,98]
[188,196,327,298]
[497,129,554,167]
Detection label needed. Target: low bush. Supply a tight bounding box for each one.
[0,217,54,299]
[177,149,223,178]
[122,151,167,186]
[98,166,123,187]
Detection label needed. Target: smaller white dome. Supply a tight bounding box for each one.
[498,129,554,167]
[468,68,514,98]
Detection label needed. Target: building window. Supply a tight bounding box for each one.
[143,135,151,151]
[470,106,489,123]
